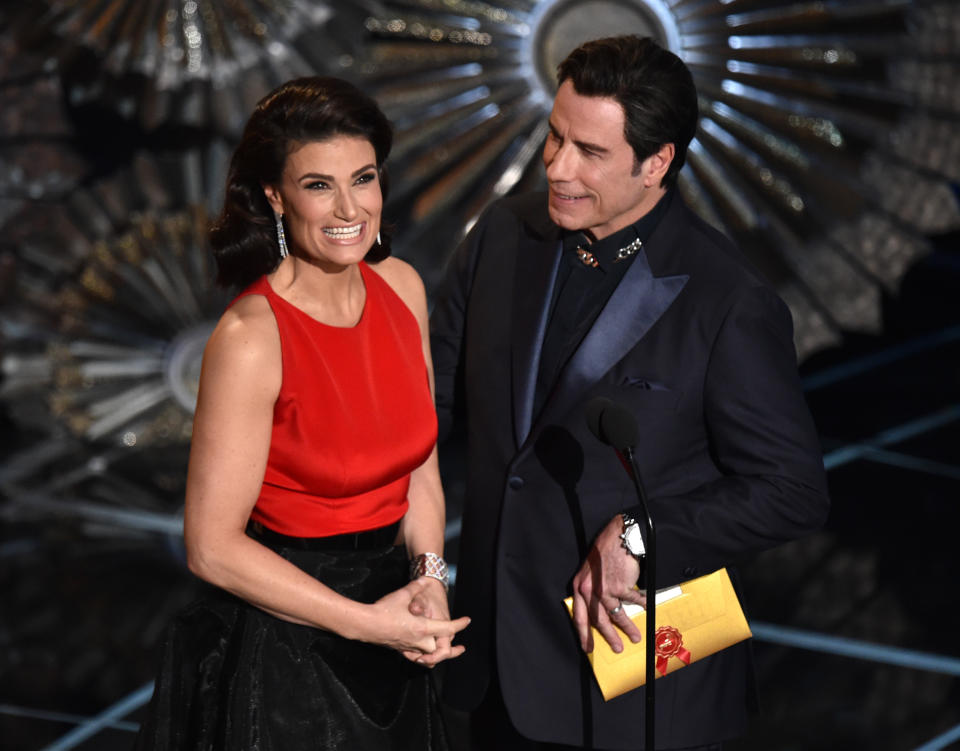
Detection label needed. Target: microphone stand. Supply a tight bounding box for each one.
[622,446,656,751]
[585,396,657,749]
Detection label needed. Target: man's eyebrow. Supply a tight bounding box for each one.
[547,120,607,154]
[574,139,608,154]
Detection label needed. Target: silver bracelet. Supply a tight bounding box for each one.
[409,552,449,591]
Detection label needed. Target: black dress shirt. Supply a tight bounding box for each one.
[533,190,673,417]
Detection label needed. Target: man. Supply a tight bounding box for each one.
[430,36,829,750]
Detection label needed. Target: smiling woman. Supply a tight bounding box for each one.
[209,77,396,292]
[264,138,383,282]
[133,77,468,751]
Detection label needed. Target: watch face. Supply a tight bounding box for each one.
[625,525,645,556]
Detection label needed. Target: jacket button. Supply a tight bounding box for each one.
[508,476,525,490]
[682,567,697,578]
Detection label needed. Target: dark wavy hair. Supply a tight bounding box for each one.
[210,77,394,289]
[557,36,698,188]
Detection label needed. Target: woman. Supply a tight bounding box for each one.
[135,77,468,750]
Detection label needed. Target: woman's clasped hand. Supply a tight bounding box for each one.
[367,577,469,665]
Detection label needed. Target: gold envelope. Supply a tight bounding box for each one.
[563,568,752,701]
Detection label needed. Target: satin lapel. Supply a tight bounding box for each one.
[511,236,562,448]
[538,248,688,433]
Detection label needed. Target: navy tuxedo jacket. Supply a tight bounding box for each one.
[430,191,829,749]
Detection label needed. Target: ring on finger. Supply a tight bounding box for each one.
[608,600,623,616]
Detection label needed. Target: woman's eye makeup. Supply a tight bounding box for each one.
[301,172,376,190]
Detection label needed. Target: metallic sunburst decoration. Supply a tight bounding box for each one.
[5,0,959,353]
[349,0,960,356]
[2,0,337,135]
[1,147,229,538]
[2,0,960,542]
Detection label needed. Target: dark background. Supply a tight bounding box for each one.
[2,1,959,749]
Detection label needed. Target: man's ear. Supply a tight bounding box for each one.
[262,184,283,216]
[643,143,675,187]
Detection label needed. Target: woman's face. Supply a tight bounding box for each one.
[263,136,382,270]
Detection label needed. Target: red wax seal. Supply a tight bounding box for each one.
[654,625,691,675]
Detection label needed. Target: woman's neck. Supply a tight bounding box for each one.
[269,257,366,328]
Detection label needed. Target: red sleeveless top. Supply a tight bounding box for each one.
[232,261,437,536]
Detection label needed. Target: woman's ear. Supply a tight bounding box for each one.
[262,184,283,216]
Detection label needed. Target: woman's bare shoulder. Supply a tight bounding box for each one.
[367,257,426,315]
[204,293,281,379]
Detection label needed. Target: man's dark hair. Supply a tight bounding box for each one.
[557,35,698,188]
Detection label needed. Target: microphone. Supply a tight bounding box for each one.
[584,396,658,750]
[585,396,637,451]
[585,397,646,503]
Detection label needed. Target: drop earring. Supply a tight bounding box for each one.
[275,214,289,259]
[376,231,382,247]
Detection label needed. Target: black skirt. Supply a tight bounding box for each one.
[134,524,449,750]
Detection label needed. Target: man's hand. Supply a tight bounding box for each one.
[571,514,647,653]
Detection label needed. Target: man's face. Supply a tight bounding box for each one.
[543,80,668,240]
